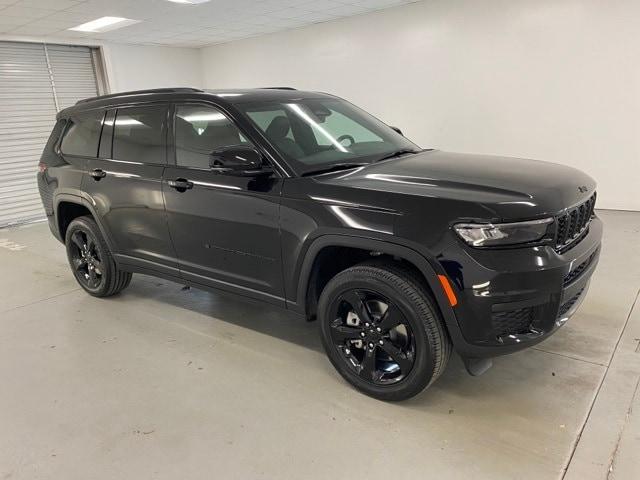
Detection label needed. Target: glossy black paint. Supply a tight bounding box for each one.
[209,145,265,172]
[37,88,602,364]
[84,106,178,271]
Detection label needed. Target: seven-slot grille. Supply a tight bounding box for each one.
[554,193,596,253]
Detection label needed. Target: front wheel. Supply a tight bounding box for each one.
[65,215,132,297]
[318,261,451,401]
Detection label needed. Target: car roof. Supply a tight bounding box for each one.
[58,87,335,117]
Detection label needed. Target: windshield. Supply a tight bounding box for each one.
[238,97,421,175]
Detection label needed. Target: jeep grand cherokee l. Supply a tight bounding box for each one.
[37,87,602,401]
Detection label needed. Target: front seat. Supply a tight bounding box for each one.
[265,116,304,158]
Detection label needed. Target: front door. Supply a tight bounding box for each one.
[83,104,178,275]
[162,103,284,304]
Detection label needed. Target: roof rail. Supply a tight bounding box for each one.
[260,87,297,90]
[75,87,204,105]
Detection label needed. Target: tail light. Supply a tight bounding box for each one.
[38,162,47,173]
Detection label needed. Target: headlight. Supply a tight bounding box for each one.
[454,218,553,247]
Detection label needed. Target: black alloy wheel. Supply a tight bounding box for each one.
[69,229,104,290]
[65,215,132,297]
[328,289,416,385]
[318,261,451,401]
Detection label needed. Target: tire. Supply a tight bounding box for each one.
[65,215,132,297]
[318,260,451,401]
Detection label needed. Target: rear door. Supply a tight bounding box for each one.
[82,103,178,276]
[162,102,284,304]
[56,108,103,206]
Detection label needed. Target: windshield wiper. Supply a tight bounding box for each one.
[301,163,368,177]
[375,148,422,162]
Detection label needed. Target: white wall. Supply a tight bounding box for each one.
[200,0,640,211]
[103,43,202,92]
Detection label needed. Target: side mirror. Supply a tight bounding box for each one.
[389,126,403,136]
[209,145,271,176]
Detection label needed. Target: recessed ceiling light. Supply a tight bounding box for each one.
[68,16,140,33]
[165,0,211,4]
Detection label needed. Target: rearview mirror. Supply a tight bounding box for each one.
[209,145,270,176]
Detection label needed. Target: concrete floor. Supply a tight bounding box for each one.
[0,210,638,480]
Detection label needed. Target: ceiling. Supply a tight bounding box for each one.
[0,0,417,47]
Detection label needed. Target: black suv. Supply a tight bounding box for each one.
[37,87,601,400]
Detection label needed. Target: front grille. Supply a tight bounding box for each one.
[558,288,585,318]
[492,307,534,337]
[563,251,596,287]
[554,193,596,253]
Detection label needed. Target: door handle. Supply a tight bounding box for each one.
[90,169,107,180]
[167,178,194,192]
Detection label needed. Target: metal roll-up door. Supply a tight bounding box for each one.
[46,44,99,110]
[0,41,58,227]
[0,41,102,228]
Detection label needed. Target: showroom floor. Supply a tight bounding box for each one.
[1,210,638,480]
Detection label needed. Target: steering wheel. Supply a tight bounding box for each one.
[337,134,355,147]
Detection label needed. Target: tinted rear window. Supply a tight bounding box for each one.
[60,110,104,157]
[40,119,67,166]
[113,105,167,164]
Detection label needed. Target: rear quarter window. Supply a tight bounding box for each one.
[40,119,67,166]
[60,110,105,157]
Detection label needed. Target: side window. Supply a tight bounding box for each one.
[41,119,68,166]
[60,110,104,157]
[175,105,250,169]
[113,105,167,164]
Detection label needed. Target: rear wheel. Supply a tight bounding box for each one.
[318,261,451,401]
[65,216,132,297]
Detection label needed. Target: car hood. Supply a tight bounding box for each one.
[313,150,597,220]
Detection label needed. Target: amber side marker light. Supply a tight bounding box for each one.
[437,274,458,307]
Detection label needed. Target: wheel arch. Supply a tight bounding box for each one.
[54,193,116,252]
[290,235,462,343]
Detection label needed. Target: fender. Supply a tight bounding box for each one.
[288,233,467,350]
[53,191,118,254]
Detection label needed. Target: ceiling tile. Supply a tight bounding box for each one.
[0,0,418,47]
[0,15,30,27]
[269,7,313,20]
[0,4,56,18]
[9,24,63,35]
[353,0,408,9]
[26,18,79,28]
[298,0,347,12]
[45,10,98,23]
[326,4,370,16]
[56,29,92,38]
[261,0,308,9]
[235,3,281,15]
[297,11,340,24]
[16,0,82,9]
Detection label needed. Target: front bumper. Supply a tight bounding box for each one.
[439,216,602,358]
